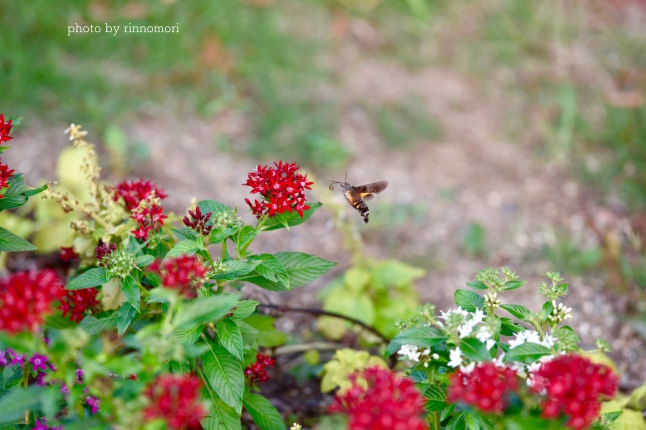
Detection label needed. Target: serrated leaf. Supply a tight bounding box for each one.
[210,226,240,244]
[460,338,490,362]
[0,176,47,211]
[503,280,526,290]
[117,302,138,336]
[230,300,259,320]
[135,254,155,267]
[147,287,177,304]
[275,252,336,288]
[0,226,36,252]
[165,240,201,259]
[79,314,118,335]
[216,318,244,361]
[243,393,286,430]
[198,199,231,215]
[172,227,198,242]
[424,385,446,412]
[202,398,242,430]
[385,326,447,357]
[454,289,484,312]
[121,276,140,312]
[552,325,580,352]
[466,281,488,290]
[211,260,260,281]
[173,293,241,329]
[174,324,203,345]
[500,318,525,336]
[236,225,257,255]
[202,344,244,413]
[66,267,109,290]
[261,202,322,231]
[503,342,552,364]
[245,254,289,291]
[44,313,76,329]
[500,304,532,321]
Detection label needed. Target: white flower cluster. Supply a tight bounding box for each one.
[398,344,438,368]
[548,300,573,324]
[508,330,557,349]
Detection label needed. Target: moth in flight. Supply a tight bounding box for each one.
[329,175,388,223]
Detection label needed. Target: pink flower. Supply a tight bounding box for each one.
[29,353,49,372]
[243,161,312,218]
[330,366,428,430]
[531,354,618,430]
[244,353,276,385]
[86,395,100,415]
[0,270,65,334]
[143,374,206,430]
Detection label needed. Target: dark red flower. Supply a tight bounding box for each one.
[530,354,618,430]
[448,362,518,414]
[59,288,101,323]
[0,114,13,144]
[243,161,313,219]
[183,206,213,236]
[143,374,206,430]
[156,255,209,298]
[96,243,117,267]
[244,353,275,385]
[115,179,167,211]
[330,366,428,430]
[60,246,78,262]
[0,270,65,334]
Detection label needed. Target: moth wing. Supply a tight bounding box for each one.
[357,181,388,200]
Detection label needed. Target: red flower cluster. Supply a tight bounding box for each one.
[244,353,275,385]
[531,354,618,430]
[0,161,15,194]
[244,161,312,218]
[143,374,206,430]
[131,196,167,240]
[155,255,209,298]
[60,246,78,262]
[59,288,101,323]
[448,362,518,413]
[96,243,117,266]
[183,206,213,236]
[0,114,12,144]
[0,270,64,334]
[330,366,428,430]
[115,179,167,211]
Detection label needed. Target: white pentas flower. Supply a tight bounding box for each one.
[508,330,541,349]
[540,332,557,349]
[398,344,422,362]
[475,326,496,350]
[460,362,475,374]
[447,347,463,368]
[438,307,469,328]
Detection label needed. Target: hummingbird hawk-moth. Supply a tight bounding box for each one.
[329,175,389,223]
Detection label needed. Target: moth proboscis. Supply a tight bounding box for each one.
[329,175,388,223]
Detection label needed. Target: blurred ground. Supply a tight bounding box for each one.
[4,0,646,390]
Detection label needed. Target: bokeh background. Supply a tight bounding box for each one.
[3,0,646,388]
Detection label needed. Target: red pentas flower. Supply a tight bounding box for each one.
[448,362,519,414]
[243,161,312,218]
[245,353,275,385]
[183,206,213,236]
[0,114,13,144]
[60,246,78,262]
[143,374,206,430]
[155,255,209,298]
[59,288,101,323]
[330,366,428,430]
[114,179,167,211]
[0,270,65,334]
[530,354,618,430]
[0,161,15,194]
[130,193,167,241]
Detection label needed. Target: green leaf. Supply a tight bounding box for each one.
[503,342,552,364]
[385,326,447,357]
[445,411,467,430]
[202,344,244,413]
[135,254,155,267]
[235,225,257,255]
[172,227,198,242]
[275,252,336,288]
[454,289,484,312]
[500,304,532,321]
[0,176,47,211]
[245,254,289,291]
[503,280,526,290]
[117,302,138,336]
[121,276,140,312]
[0,226,36,252]
[262,202,322,231]
[174,324,203,345]
[202,398,242,430]
[500,318,525,336]
[198,199,231,215]
[424,385,446,412]
[211,260,260,281]
[230,300,259,320]
[147,287,177,303]
[79,314,118,335]
[44,313,77,329]
[216,318,244,361]
[66,267,110,290]
[0,385,45,424]
[243,393,286,430]
[603,411,623,423]
[173,293,241,329]
[460,338,491,362]
[210,227,240,244]
[466,281,488,290]
[244,315,288,347]
[165,239,201,259]
[552,325,580,352]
